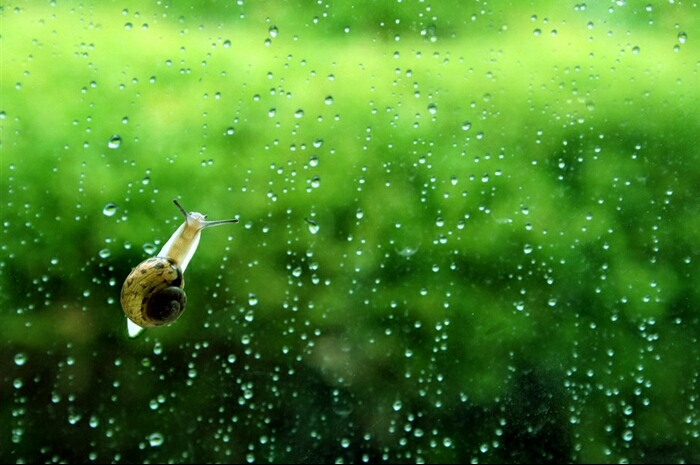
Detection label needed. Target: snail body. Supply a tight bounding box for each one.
[120,199,238,329]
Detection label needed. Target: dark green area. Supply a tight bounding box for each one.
[2,1,700,463]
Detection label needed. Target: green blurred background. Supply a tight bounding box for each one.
[2,0,700,462]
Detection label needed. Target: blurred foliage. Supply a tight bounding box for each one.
[2,0,700,463]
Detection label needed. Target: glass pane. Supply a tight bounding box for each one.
[2,1,699,462]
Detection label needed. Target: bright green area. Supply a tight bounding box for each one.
[2,1,700,463]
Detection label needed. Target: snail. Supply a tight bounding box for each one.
[120,199,238,329]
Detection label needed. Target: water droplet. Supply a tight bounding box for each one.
[427,103,437,114]
[102,202,119,216]
[108,135,122,149]
[393,400,403,411]
[397,246,419,258]
[356,208,364,219]
[324,95,333,105]
[678,32,687,44]
[309,155,319,167]
[223,39,232,48]
[533,28,542,36]
[225,127,235,136]
[98,248,111,259]
[248,294,258,306]
[14,353,27,366]
[305,218,319,234]
[143,243,157,255]
[269,25,279,38]
[523,244,533,254]
[148,432,164,447]
[294,109,304,118]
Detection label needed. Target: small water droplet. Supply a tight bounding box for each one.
[269,25,279,38]
[108,135,122,149]
[523,244,533,254]
[294,109,304,118]
[248,294,258,306]
[14,353,27,366]
[98,248,111,259]
[427,103,437,114]
[223,39,232,48]
[393,400,403,411]
[324,95,333,105]
[103,202,118,217]
[678,31,687,44]
[143,243,157,255]
[305,218,319,234]
[148,432,164,447]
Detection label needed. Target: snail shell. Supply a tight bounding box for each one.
[120,199,237,329]
[121,257,186,328]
